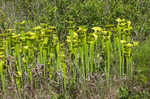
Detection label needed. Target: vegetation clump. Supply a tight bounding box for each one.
[0,0,150,98]
[0,19,140,98]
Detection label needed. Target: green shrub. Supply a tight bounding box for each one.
[133,36,150,67]
[133,36,150,84]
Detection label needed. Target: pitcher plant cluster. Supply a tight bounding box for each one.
[0,18,138,93]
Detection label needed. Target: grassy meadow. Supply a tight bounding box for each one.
[0,0,150,99]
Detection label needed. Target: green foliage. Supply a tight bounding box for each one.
[0,0,150,98]
[133,37,150,67]
[133,36,150,85]
[118,86,149,99]
[0,0,150,40]
[119,86,129,99]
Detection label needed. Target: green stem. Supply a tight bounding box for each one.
[0,60,5,92]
